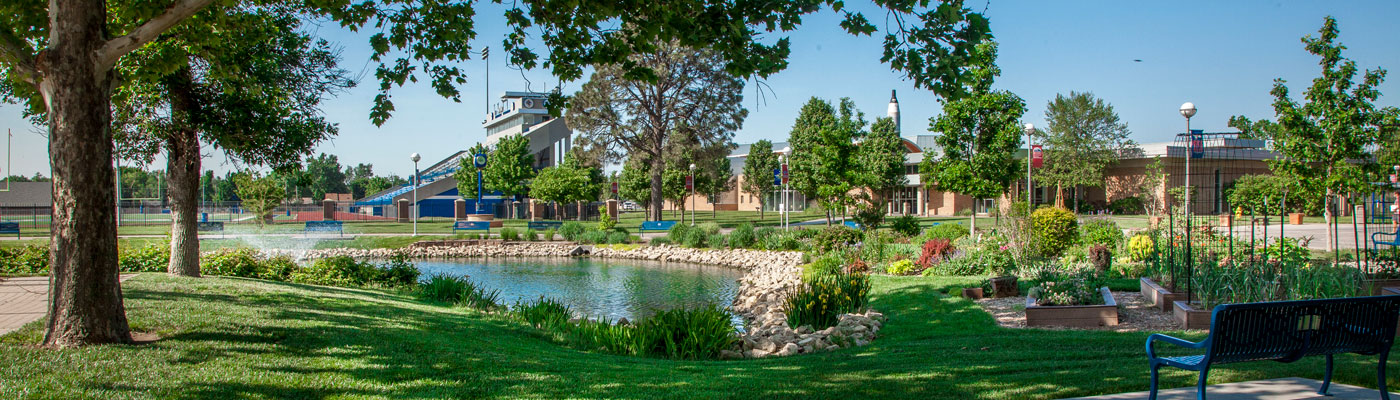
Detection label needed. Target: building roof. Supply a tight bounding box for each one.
[0,182,52,206]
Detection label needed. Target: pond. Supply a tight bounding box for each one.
[415,258,744,323]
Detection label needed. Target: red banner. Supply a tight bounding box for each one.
[685,175,693,191]
[611,181,618,194]
[1031,145,1044,168]
[781,164,789,184]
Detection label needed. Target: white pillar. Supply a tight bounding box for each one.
[916,188,925,216]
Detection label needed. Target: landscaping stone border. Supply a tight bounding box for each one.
[281,243,885,358]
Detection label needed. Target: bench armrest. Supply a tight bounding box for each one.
[1146,333,1206,360]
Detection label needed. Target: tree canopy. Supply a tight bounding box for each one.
[1037,91,1134,206]
[740,139,780,217]
[788,97,866,224]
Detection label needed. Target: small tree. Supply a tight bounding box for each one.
[234,172,285,226]
[741,139,779,218]
[454,142,491,201]
[1140,157,1169,216]
[483,134,536,212]
[697,156,734,218]
[530,156,598,221]
[788,97,866,225]
[1038,91,1135,208]
[1228,17,1390,250]
[859,117,909,210]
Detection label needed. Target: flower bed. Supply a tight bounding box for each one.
[1026,287,1118,328]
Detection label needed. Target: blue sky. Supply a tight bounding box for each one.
[3,1,1399,178]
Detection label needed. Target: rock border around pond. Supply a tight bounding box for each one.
[282,243,885,359]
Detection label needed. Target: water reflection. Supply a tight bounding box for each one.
[415,258,743,324]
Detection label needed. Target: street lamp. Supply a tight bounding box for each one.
[1023,123,1034,207]
[410,152,421,236]
[779,153,788,231]
[473,151,488,214]
[688,163,696,225]
[1180,102,1197,219]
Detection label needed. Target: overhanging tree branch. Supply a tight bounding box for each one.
[0,28,39,85]
[96,0,215,69]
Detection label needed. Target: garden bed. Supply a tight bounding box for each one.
[1172,301,1212,330]
[1025,287,1118,328]
[1363,278,1400,295]
[1139,277,1186,312]
[979,291,1176,331]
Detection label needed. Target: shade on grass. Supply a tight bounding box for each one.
[0,274,1393,399]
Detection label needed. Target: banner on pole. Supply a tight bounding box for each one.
[611,181,618,194]
[1030,145,1043,168]
[773,168,781,187]
[781,164,789,184]
[685,175,693,191]
[1190,132,1205,159]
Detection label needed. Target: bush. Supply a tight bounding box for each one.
[119,243,169,272]
[753,226,777,243]
[922,223,969,242]
[579,230,609,245]
[524,228,540,241]
[1107,196,1144,215]
[885,259,918,275]
[1127,234,1154,262]
[419,274,503,310]
[695,222,721,236]
[851,202,885,230]
[785,272,870,329]
[707,233,726,248]
[375,255,420,287]
[201,248,267,278]
[650,237,672,246]
[1029,271,1106,306]
[559,221,587,241]
[0,244,49,274]
[597,205,617,232]
[290,256,375,287]
[813,226,862,253]
[1078,218,1124,249]
[667,223,692,244]
[762,231,801,251]
[682,228,707,248]
[930,247,1015,276]
[261,255,299,281]
[543,228,557,241]
[727,223,756,248]
[1088,244,1112,275]
[500,227,521,241]
[607,231,631,244]
[515,297,572,329]
[802,253,846,279]
[889,215,921,237]
[917,239,955,268]
[1030,207,1079,258]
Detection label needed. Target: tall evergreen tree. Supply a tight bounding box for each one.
[741,140,779,218]
[860,117,909,207]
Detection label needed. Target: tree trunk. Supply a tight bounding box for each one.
[166,68,201,277]
[1324,188,1335,251]
[649,166,663,222]
[42,0,132,346]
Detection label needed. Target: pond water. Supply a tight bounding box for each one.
[415,258,744,323]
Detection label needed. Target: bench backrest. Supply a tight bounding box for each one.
[843,220,862,230]
[639,220,677,231]
[1206,295,1400,365]
[453,221,490,231]
[0,222,18,232]
[528,221,562,230]
[305,221,343,230]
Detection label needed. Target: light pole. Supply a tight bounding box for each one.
[1180,102,1197,219]
[411,153,421,236]
[688,163,696,225]
[473,151,487,214]
[779,154,788,231]
[1023,123,1034,207]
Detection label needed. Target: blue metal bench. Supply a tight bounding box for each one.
[843,220,863,230]
[453,221,491,236]
[0,222,18,238]
[1146,295,1400,400]
[527,221,563,231]
[638,220,678,232]
[304,221,343,237]
[1375,228,1399,248]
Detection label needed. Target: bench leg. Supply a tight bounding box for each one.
[1149,363,1161,400]
[1380,351,1391,400]
[1197,368,1210,400]
[1319,353,1333,396]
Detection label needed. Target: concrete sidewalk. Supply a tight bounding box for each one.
[0,274,136,335]
[1063,377,1396,400]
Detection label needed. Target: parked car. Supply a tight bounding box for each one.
[621,201,640,211]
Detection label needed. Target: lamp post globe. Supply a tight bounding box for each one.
[1023,123,1034,135]
[1179,102,1197,119]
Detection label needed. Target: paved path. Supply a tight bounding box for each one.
[0,274,136,335]
[1064,377,1396,400]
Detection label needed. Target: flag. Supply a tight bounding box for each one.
[1030,145,1043,168]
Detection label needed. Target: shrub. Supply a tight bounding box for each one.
[802,253,846,279]
[524,228,540,241]
[543,228,557,241]
[607,231,631,244]
[785,272,870,329]
[260,255,299,281]
[682,228,707,248]
[889,215,921,237]
[579,230,609,245]
[1029,271,1106,306]
[419,274,471,303]
[762,231,801,251]
[851,203,885,230]
[1088,244,1112,275]
[813,226,862,253]
[1030,207,1078,258]
[1108,196,1145,215]
[707,233,726,248]
[0,244,49,274]
[1078,218,1124,249]
[597,205,617,232]
[753,226,777,244]
[650,237,672,246]
[695,222,721,236]
[885,259,918,275]
[1127,234,1154,262]
[201,248,266,278]
[375,255,420,287]
[119,243,170,272]
[1263,237,1310,265]
[516,297,572,329]
[727,223,756,248]
[559,221,587,241]
[917,239,955,268]
[632,306,737,359]
[500,227,521,241]
[667,223,691,243]
[290,256,375,287]
[930,247,1015,276]
[922,223,969,242]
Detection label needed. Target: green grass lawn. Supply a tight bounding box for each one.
[2,273,1393,399]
